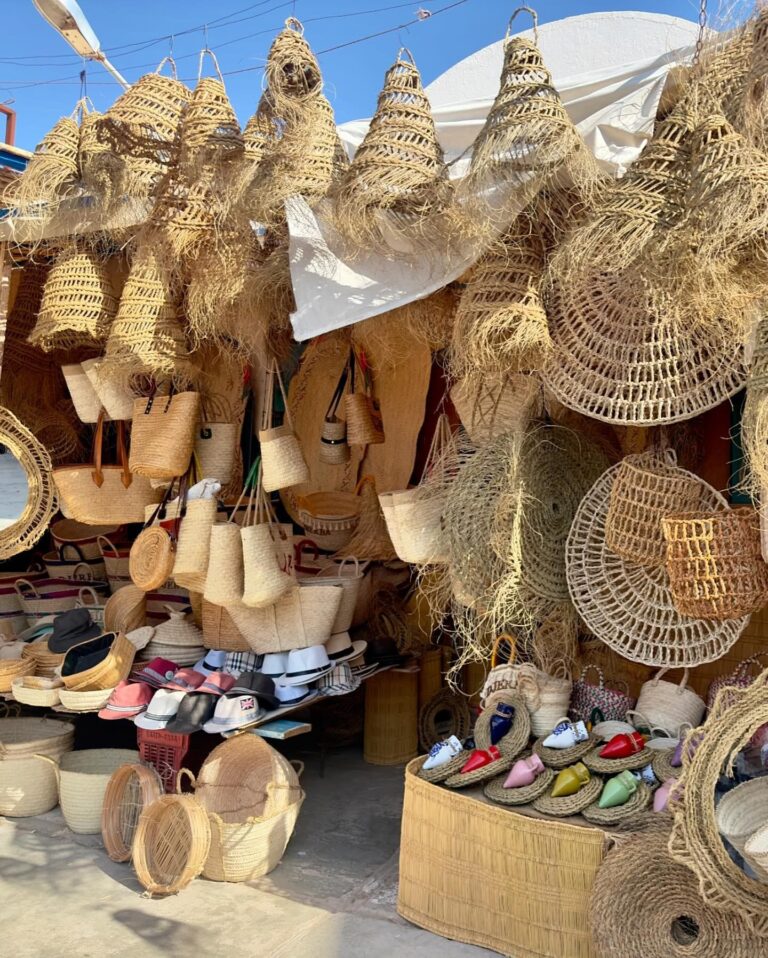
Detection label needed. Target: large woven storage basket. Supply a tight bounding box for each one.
[14,577,82,622]
[0,717,74,817]
[364,670,419,765]
[662,508,768,619]
[41,748,139,834]
[51,520,121,562]
[227,584,343,653]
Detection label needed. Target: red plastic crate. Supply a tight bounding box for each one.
[137,728,190,793]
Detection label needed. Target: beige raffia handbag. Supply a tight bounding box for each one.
[633,668,705,737]
[54,414,162,524]
[172,497,218,593]
[129,390,201,481]
[241,465,294,609]
[259,360,309,493]
[203,465,254,608]
[195,421,238,485]
[345,347,384,446]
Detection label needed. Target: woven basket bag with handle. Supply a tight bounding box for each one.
[129,390,201,481]
[259,359,309,493]
[634,668,706,737]
[569,666,636,724]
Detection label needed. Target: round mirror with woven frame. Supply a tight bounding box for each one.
[0,406,57,560]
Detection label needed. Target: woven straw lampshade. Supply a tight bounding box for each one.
[591,822,757,958]
[464,8,583,193]
[3,116,79,213]
[29,246,118,353]
[451,208,549,380]
[104,245,195,385]
[264,17,322,115]
[332,48,450,243]
[78,108,115,205]
[566,456,749,667]
[179,73,243,163]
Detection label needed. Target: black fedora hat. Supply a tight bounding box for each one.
[48,607,101,654]
[225,671,279,710]
[165,692,218,734]
[364,636,404,668]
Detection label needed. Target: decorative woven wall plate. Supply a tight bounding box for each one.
[542,267,747,426]
[668,673,768,936]
[566,459,748,667]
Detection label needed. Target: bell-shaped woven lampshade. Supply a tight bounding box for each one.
[451,207,549,380]
[264,17,322,116]
[179,74,243,164]
[78,108,115,205]
[29,245,117,353]
[104,244,196,385]
[331,48,450,244]
[3,116,79,214]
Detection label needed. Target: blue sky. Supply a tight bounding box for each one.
[3,1,701,151]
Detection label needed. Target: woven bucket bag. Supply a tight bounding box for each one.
[227,584,343,654]
[241,469,294,609]
[129,390,201,481]
[171,497,218,593]
[195,421,238,485]
[54,415,162,525]
[319,362,350,465]
[81,358,135,420]
[634,668,706,736]
[662,507,768,619]
[345,348,384,446]
[569,666,636,724]
[259,360,309,493]
[300,556,361,633]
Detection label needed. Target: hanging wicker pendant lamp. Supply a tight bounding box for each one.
[3,116,79,215]
[264,17,323,117]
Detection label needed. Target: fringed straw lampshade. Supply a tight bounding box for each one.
[264,18,323,118]
[3,116,79,215]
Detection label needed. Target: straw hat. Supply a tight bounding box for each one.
[104,586,147,634]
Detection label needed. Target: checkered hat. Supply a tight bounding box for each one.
[225,650,262,678]
[317,663,361,697]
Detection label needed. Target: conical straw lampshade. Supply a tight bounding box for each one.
[264,17,322,116]
[179,74,243,163]
[4,116,79,214]
[332,49,449,244]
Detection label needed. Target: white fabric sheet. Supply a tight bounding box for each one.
[288,12,699,342]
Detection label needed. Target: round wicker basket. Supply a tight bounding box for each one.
[133,794,212,895]
[101,763,164,862]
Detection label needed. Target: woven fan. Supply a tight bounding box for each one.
[331,48,450,245]
[104,244,196,385]
[463,7,589,204]
[3,115,79,215]
[451,206,549,381]
[542,264,747,426]
[28,245,117,353]
[566,456,748,667]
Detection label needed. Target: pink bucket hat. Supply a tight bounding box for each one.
[163,668,206,692]
[197,672,237,696]
[98,680,154,720]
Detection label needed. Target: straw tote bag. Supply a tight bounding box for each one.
[54,414,162,525]
[319,362,350,465]
[706,654,768,710]
[241,468,294,609]
[195,421,238,485]
[345,348,384,446]
[259,360,309,493]
[172,497,219,593]
[129,389,201,481]
[14,578,82,622]
[633,668,706,737]
[130,477,188,592]
[228,583,344,654]
[62,363,104,424]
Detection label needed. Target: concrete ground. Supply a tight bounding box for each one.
[0,745,496,958]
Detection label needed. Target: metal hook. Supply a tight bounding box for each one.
[79,68,87,101]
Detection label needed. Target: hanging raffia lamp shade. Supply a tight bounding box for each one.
[451,206,549,382]
[462,7,588,208]
[28,245,117,353]
[178,70,243,166]
[104,245,195,385]
[264,17,322,118]
[79,106,115,206]
[235,95,276,202]
[97,59,191,203]
[3,115,79,215]
[335,477,397,562]
[331,48,450,245]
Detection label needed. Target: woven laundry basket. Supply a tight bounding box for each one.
[364,670,418,766]
[0,717,75,817]
[39,748,139,834]
[398,759,606,958]
[101,763,164,863]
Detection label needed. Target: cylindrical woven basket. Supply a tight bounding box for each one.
[203,522,244,606]
[605,452,702,567]
[514,664,573,737]
[29,246,117,353]
[133,794,212,895]
[662,508,768,620]
[201,601,249,652]
[0,717,74,817]
[62,363,104,424]
[591,821,760,958]
[172,497,218,593]
[364,670,418,765]
[101,763,164,862]
[634,669,706,737]
[43,748,140,834]
[345,393,384,446]
[14,577,81,623]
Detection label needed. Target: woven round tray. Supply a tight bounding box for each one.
[566,458,748,667]
[532,733,596,769]
[582,781,652,826]
[101,763,164,862]
[475,690,531,761]
[414,751,468,785]
[651,748,679,784]
[418,687,472,753]
[133,794,211,896]
[483,766,555,806]
[531,774,603,817]
[443,752,513,789]
[583,745,654,774]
